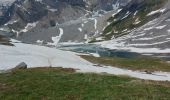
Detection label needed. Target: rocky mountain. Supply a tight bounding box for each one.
[0,0,169,51]
[100,0,170,53]
[102,0,168,39]
[0,0,130,45]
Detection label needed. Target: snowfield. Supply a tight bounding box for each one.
[1,40,170,81]
[0,41,92,70]
[99,40,170,54]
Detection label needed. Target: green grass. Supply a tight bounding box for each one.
[0,68,170,100]
[81,55,170,72]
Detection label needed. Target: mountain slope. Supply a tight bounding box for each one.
[99,0,170,55]
[101,0,168,39]
[0,0,169,52]
[0,0,130,44]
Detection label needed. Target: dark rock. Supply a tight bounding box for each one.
[144,70,152,74]
[49,20,56,27]
[15,62,27,69]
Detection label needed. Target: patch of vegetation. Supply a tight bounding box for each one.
[102,0,168,40]
[81,55,170,72]
[0,68,170,100]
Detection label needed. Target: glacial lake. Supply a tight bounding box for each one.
[58,44,170,61]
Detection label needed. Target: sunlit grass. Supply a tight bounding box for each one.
[0,68,170,100]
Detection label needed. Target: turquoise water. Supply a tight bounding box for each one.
[58,44,142,59]
[58,44,170,61]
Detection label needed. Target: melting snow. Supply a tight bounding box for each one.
[155,25,167,29]
[90,53,100,57]
[0,42,92,70]
[134,11,138,16]
[167,29,170,33]
[166,19,170,22]
[94,19,97,29]
[1,40,170,81]
[112,9,122,17]
[122,11,131,20]
[78,28,82,32]
[49,9,58,12]
[36,40,43,44]
[132,35,167,41]
[144,27,154,31]
[84,34,88,40]
[11,22,38,37]
[89,18,97,30]
[47,28,63,46]
[133,18,141,25]
[96,37,104,41]
[99,40,170,54]
[4,20,18,26]
[147,8,166,16]
[22,22,38,32]
[129,40,170,46]
[81,24,84,27]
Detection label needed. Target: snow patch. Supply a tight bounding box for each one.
[155,25,166,29]
[90,53,100,57]
[81,24,84,27]
[36,40,43,44]
[84,34,88,40]
[147,8,166,16]
[112,9,122,17]
[89,18,97,30]
[49,9,58,12]
[22,22,38,32]
[167,29,170,33]
[78,28,82,32]
[144,27,154,31]
[96,37,104,41]
[122,11,131,20]
[47,28,63,46]
[0,42,92,70]
[99,41,170,54]
[133,18,141,25]
[94,19,97,30]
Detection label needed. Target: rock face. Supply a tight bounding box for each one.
[1,0,169,50]
[0,0,130,44]
[15,62,27,69]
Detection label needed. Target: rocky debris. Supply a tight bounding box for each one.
[0,34,13,46]
[0,0,130,44]
[93,64,103,67]
[144,70,152,74]
[15,62,27,69]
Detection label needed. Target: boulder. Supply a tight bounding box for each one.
[144,70,152,74]
[15,62,27,69]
